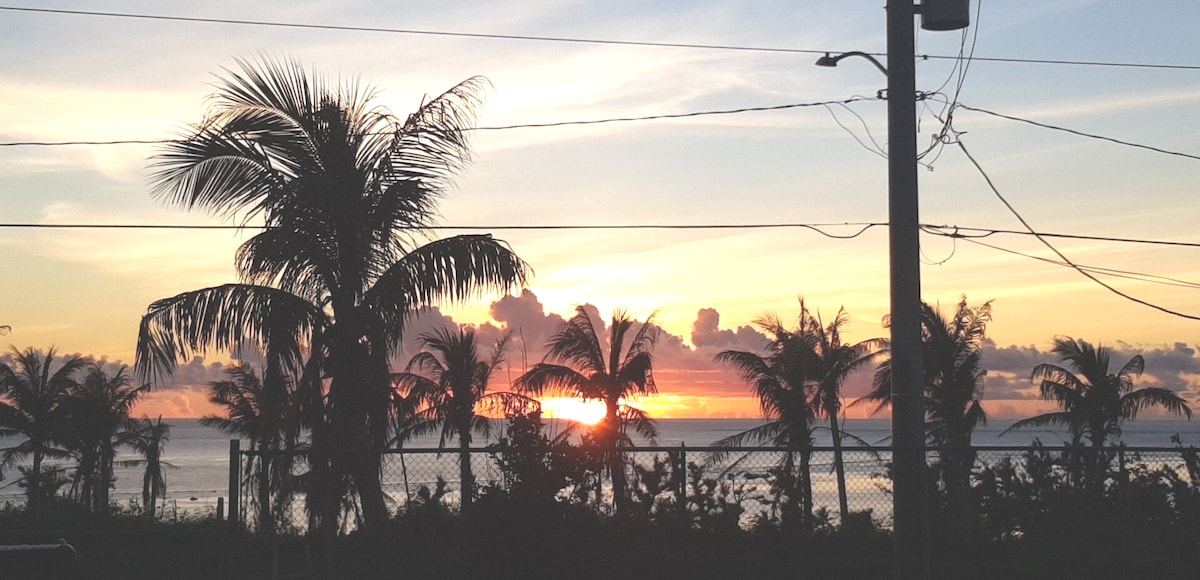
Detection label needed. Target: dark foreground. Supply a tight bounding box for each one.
[2,505,1197,580]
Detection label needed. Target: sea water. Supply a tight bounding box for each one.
[1,418,1195,514]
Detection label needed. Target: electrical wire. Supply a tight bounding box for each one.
[0,96,879,147]
[0,222,886,238]
[4,221,1197,251]
[948,235,1200,290]
[954,138,1200,321]
[920,225,1200,249]
[956,104,1200,162]
[1,5,1198,70]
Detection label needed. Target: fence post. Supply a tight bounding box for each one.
[678,442,688,517]
[1117,444,1129,579]
[228,439,241,529]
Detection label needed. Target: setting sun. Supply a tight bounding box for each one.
[540,398,607,425]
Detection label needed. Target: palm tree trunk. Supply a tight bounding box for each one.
[30,449,43,510]
[799,449,814,534]
[829,413,850,521]
[459,431,474,514]
[98,451,113,514]
[604,401,627,516]
[258,449,275,534]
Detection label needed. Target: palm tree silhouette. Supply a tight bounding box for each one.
[859,297,992,507]
[59,363,150,513]
[1004,337,1192,479]
[514,307,659,515]
[135,57,529,536]
[121,416,173,519]
[797,302,883,522]
[201,364,297,532]
[0,347,84,510]
[393,327,540,513]
[712,314,822,531]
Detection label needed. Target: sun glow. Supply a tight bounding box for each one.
[540,398,607,425]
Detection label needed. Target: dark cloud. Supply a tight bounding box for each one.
[980,339,1200,405]
[690,308,769,351]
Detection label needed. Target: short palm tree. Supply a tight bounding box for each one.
[135,57,529,536]
[1004,337,1192,479]
[798,302,884,522]
[514,307,659,515]
[201,364,297,531]
[0,347,85,509]
[393,327,540,513]
[60,363,150,514]
[712,314,821,531]
[121,416,173,519]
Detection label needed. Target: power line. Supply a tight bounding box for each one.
[953,138,1200,321]
[958,104,1200,162]
[0,221,886,238]
[4,220,1198,250]
[921,225,1200,249]
[0,5,831,55]
[0,97,878,148]
[2,5,1199,70]
[952,236,1200,291]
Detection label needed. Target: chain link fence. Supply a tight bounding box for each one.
[234,443,1200,537]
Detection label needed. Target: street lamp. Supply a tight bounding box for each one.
[814,51,889,77]
[817,2,969,580]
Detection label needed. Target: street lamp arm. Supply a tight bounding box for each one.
[815,51,889,77]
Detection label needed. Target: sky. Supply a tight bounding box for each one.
[0,0,1198,420]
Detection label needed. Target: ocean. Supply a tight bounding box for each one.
[2,418,1195,513]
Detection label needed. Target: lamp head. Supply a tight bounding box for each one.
[815,53,839,67]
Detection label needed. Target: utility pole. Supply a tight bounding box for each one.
[886,1,968,579]
[886,1,929,578]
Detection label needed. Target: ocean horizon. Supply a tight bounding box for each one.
[2,417,1195,510]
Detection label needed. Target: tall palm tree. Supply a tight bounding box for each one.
[1004,337,1192,477]
[121,416,173,519]
[859,297,992,518]
[135,57,530,536]
[514,307,659,515]
[393,327,540,513]
[0,347,85,509]
[712,314,821,531]
[798,302,884,522]
[60,363,151,514]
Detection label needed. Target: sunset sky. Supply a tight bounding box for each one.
[1,1,1197,420]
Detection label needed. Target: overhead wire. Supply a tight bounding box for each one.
[0,96,879,147]
[953,138,1200,321]
[955,104,1200,162]
[948,235,1200,291]
[1,5,1198,70]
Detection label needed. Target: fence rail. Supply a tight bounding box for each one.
[229,443,1200,536]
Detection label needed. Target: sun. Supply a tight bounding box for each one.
[540,398,607,425]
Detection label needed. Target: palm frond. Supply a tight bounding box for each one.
[135,284,324,383]
[364,235,530,344]
[511,363,588,397]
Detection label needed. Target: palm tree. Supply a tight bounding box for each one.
[712,314,821,531]
[860,299,991,466]
[858,297,991,526]
[514,307,659,515]
[0,347,85,509]
[798,302,884,522]
[59,363,150,513]
[121,416,173,518]
[1004,337,1192,479]
[393,327,540,513]
[135,57,529,536]
[201,364,297,532]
